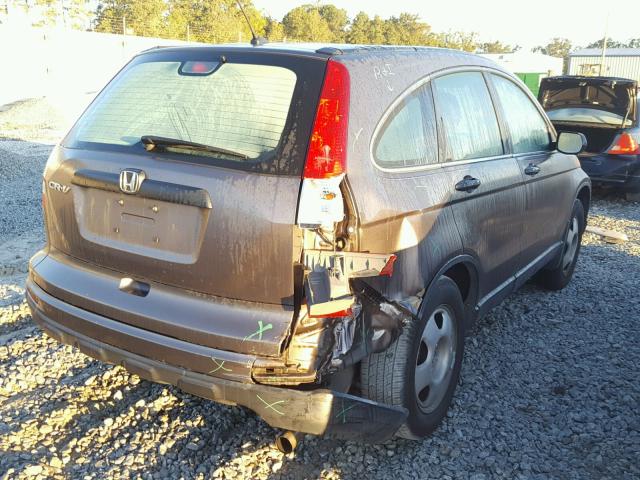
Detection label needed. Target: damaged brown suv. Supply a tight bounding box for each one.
[28,44,591,446]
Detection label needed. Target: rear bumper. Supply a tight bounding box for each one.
[26,276,407,442]
[30,248,295,358]
[579,154,640,190]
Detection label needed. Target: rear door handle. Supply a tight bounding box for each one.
[455,175,481,193]
[524,164,541,176]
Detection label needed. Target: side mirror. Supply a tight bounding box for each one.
[557,131,587,155]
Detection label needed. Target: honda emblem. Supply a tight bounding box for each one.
[119,169,146,194]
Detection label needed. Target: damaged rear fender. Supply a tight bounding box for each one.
[252,251,423,386]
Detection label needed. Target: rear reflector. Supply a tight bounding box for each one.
[608,133,640,155]
[379,254,398,277]
[303,60,350,179]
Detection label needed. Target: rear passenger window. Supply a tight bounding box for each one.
[491,75,552,153]
[433,72,503,161]
[373,85,438,169]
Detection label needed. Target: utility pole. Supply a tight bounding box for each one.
[122,16,126,36]
[187,24,190,42]
[599,12,609,76]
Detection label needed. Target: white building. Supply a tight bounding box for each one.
[568,48,640,82]
[480,52,563,95]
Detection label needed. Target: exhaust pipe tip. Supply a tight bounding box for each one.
[275,431,302,454]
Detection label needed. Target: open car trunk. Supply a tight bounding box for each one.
[552,123,620,153]
[41,47,327,355]
[539,76,638,153]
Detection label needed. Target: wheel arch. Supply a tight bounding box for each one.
[420,255,481,331]
[576,181,591,227]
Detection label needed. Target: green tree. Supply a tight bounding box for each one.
[478,40,513,53]
[317,4,348,42]
[346,11,371,44]
[346,12,387,45]
[586,38,626,49]
[166,0,265,43]
[32,0,90,29]
[431,31,478,52]
[369,15,387,44]
[533,37,572,57]
[384,13,430,45]
[282,5,332,42]
[628,38,640,48]
[96,0,167,36]
[264,16,285,41]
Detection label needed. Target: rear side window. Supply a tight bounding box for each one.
[491,75,552,153]
[373,84,438,169]
[72,61,296,160]
[433,72,503,161]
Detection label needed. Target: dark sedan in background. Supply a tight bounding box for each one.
[539,76,640,199]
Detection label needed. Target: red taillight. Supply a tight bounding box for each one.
[608,133,640,155]
[303,60,350,179]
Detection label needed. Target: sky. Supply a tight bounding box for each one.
[252,0,636,50]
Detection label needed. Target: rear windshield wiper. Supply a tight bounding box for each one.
[141,135,248,160]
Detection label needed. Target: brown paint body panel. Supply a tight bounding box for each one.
[44,147,303,305]
[27,278,255,382]
[27,281,407,441]
[31,249,293,357]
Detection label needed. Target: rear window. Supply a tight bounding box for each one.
[64,50,325,175]
[71,61,295,159]
[373,83,438,169]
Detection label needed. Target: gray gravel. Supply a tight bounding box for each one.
[1,98,639,479]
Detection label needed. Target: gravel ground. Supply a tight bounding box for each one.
[1,98,639,479]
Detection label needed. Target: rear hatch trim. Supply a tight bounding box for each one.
[72,169,212,209]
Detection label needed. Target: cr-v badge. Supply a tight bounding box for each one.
[119,169,146,194]
[48,181,70,193]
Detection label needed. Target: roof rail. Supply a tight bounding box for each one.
[315,47,344,55]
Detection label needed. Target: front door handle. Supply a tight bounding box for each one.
[524,164,541,176]
[455,175,481,193]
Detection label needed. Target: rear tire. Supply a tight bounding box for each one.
[360,276,465,439]
[537,199,585,291]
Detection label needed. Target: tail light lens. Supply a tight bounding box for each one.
[297,60,350,229]
[608,133,640,155]
[303,60,350,179]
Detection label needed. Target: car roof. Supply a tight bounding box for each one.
[139,42,479,61]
